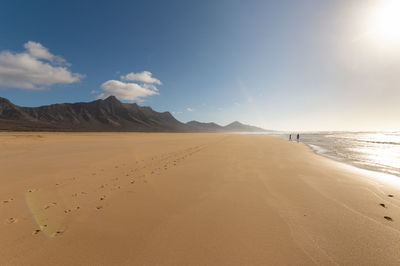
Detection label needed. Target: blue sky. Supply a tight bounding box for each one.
[1,0,399,131]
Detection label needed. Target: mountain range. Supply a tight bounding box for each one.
[0,96,268,132]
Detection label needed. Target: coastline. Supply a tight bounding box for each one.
[299,137,400,191]
[1,132,400,265]
[257,131,400,179]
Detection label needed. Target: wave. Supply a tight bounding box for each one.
[295,132,400,178]
[354,140,400,145]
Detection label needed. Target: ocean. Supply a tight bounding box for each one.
[280,132,400,178]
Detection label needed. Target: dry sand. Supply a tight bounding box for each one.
[1,132,400,265]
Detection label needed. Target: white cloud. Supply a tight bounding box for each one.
[186,107,194,112]
[98,80,159,101]
[0,41,83,90]
[99,70,162,102]
[24,41,54,60]
[121,71,161,85]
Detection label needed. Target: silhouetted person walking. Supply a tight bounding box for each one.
[296,134,300,142]
[289,134,292,141]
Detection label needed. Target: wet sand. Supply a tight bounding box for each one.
[1,132,400,265]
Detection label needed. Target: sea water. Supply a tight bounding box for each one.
[278,132,400,178]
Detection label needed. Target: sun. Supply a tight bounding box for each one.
[369,0,400,45]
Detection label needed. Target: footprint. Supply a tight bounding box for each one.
[388,194,394,198]
[32,229,41,235]
[64,209,71,213]
[100,196,106,201]
[379,203,386,208]
[5,217,17,224]
[384,216,393,221]
[44,202,57,209]
[130,180,135,184]
[28,189,36,193]
[96,206,103,210]
[3,198,13,204]
[52,230,64,237]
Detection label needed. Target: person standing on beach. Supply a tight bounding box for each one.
[289,134,292,141]
[296,134,300,142]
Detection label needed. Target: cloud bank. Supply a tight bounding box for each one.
[99,71,161,101]
[0,41,83,90]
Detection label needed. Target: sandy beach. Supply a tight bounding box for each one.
[1,132,400,265]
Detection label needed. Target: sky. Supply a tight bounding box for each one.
[0,0,399,131]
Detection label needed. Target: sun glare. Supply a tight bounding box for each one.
[369,0,400,45]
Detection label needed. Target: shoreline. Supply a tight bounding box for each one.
[256,132,400,179]
[305,140,400,179]
[301,140,400,195]
[1,132,400,265]
[295,138,400,185]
